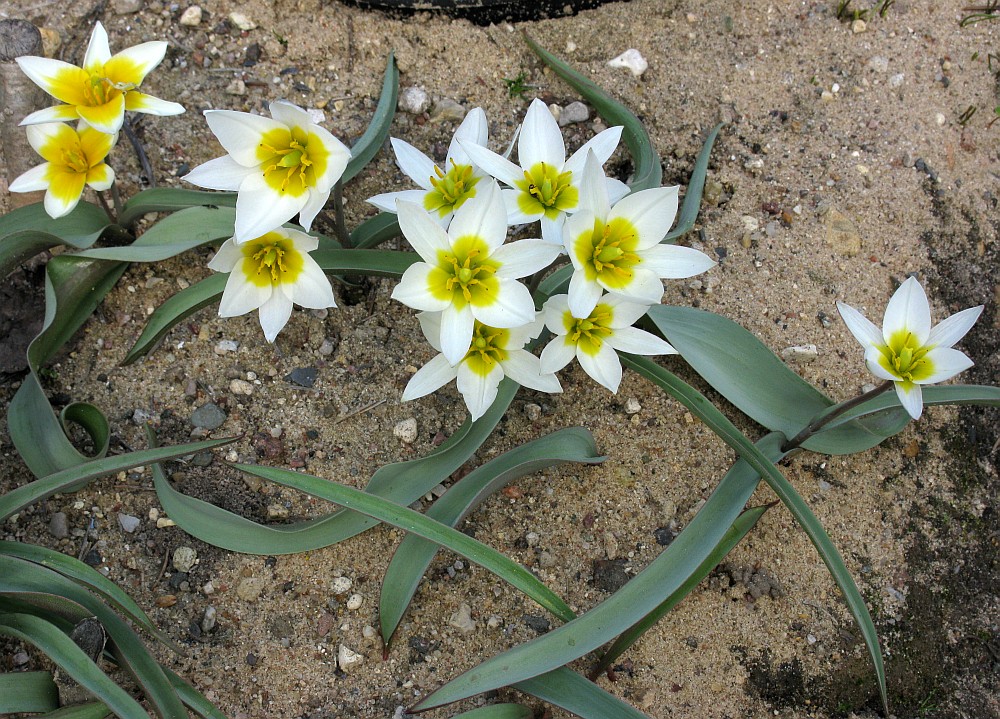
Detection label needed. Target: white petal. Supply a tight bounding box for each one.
[574,150,610,218]
[24,122,68,156]
[882,276,931,346]
[83,22,112,70]
[43,185,81,218]
[894,381,923,420]
[233,174,306,242]
[447,107,488,165]
[183,155,255,191]
[507,313,545,345]
[604,295,651,329]
[440,304,475,366]
[402,353,459,401]
[605,267,663,306]
[15,57,82,104]
[539,337,577,373]
[283,227,319,253]
[563,125,624,175]
[567,269,604,318]
[606,325,676,356]
[448,181,507,252]
[111,41,168,80]
[289,258,336,309]
[542,294,571,335]
[470,278,536,329]
[863,347,900,382]
[639,244,716,279]
[837,301,883,349]
[124,92,185,116]
[577,341,624,393]
[205,110,286,167]
[19,105,79,125]
[310,129,351,191]
[927,305,983,349]
[207,238,242,272]
[491,239,561,279]
[609,186,679,249]
[8,163,50,193]
[218,263,271,316]
[518,98,565,168]
[416,311,444,351]
[268,100,313,128]
[461,142,524,188]
[391,264,451,312]
[258,290,294,342]
[606,178,630,204]
[540,215,566,246]
[297,189,330,232]
[367,189,428,214]
[396,200,453,262]
[916,346,974,384]
[392,137,438,190]
[502,350,562,393]
[457,361,504,421]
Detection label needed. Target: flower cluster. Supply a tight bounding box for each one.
[379,99,715,419]
[10,21,183,218]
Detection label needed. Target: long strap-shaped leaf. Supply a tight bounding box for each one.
[411,433,787,711]
[0,670,59,713]
[523,34,661,192]
[448,704,532,719]
[381,427,604,645]
[149,380,519,553]
[820,384,1000,431]
[39,702,113,719]
[0,613,148,719]
[231,461,576,623]
[343,52,398,184]
[514,666,652,719]
[163,667,230,719]
[119,189,237,227]
[0,202,111,278]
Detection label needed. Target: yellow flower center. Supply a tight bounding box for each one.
[463,322,509,377]
[258,126,328,197]
[240,233,305,287]
[516,162,578,218]
[877,331,934,383]
[428,235,500,309]
[565,304,613,356]
[424,161,480,217]
[574,217,641,289]
[59,145,90,174]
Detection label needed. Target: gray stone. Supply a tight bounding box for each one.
[118,513,141,533]
[558,101,590,127]
[430,98,466,122]
[48,512,68,539]
[399,86,431,115]
[449,603,476,633]
[112,0,143,14]
[236,577,267,602]
[172,546,198,573]
[191,402,227,430]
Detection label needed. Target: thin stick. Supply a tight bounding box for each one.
[334,398,387,424]
[782,381,893,451]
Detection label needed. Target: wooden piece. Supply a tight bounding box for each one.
[0,19,47,209]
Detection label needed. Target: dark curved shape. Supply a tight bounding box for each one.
[338,0,632,25]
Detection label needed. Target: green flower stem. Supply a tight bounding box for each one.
[781,380,893,452]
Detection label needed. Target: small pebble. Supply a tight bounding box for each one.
[429,98,466,122]
[523,403,542,420]
[201,606,217,632]
[781,345,819,363]
[394,418,418,444]
[558,101,590,127]
[888,73,904,88]
[180,6,202,26]
[156,517,177,528]
[346,593,363,610]
[525,531,540,547]
[118,513,141,533]
[607,48,648,77]
[48,512,69,539]
[868,56,889,73]
[362,625,377,639]
[173,546,198,573]
[229,11,256,30]
[449,603,476,633]
[215,339,239,354]
[851,19,866,33]
[191,402,227,430]
[331,576,353,595]
[399,86,431,115]
[625,398,641,415]
[112,0,142,14]
[338,644,364,672]
[225,79,247,96]
[235,577,267,602]
[229,379,253,396]
[267,504,289,519]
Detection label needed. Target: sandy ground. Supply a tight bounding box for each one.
[1,0,998,717]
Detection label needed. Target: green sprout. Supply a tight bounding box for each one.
[503,71,534,99]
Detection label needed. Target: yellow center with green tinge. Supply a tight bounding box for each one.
[424,161,479,217]
[258,126,329,196]
[877,330,934,384]
[240,233,305,287]
[427,235,500,308]
[564,304,614,356]
[515,162,577,218]
[463,322,508,376]
[574,216,641,289]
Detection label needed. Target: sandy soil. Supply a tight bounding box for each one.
[1,0,998,718]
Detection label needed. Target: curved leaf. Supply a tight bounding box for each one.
[0,670,59,713]
[593,504,769,675]
[0,437,236,523]
[343,52,399,184]
[523,34,661,192]
[381,427,604,645]
[233,461,576,623]
[76,206,235,262]
[664,123,722,243]
[0,613,148,719]
[150,380,520,553]
[40,702,113,719]
[514,667,651,719]
[449,704,533,719]
[0,202,111,278]
[412,433,787,711]
[647,305,910,455]
[823,384,1000,431]
[119,188,237,227]
[352,212,401,250]
[164,667,230,719]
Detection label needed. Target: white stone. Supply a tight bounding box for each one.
[307,108,326,125]
[888,73,905,88]
[398,86,431,115]
[229,11,256,30]
[172,546,197,573]
[214,339,239,354]
[625,398,642,415]
[781,344,819,363]
[180,6,202,26]
[449,603,476,633]
[607,48,648,77]
[346,593,364,610]
[394,418,418,444]
[331,576,352,595]
[229,379,253,396]
[338,644,364,672]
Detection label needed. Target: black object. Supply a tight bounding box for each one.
[339,0,632,25]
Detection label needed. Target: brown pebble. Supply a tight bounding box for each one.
[156,595,177,607]
[903,440,920,458]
